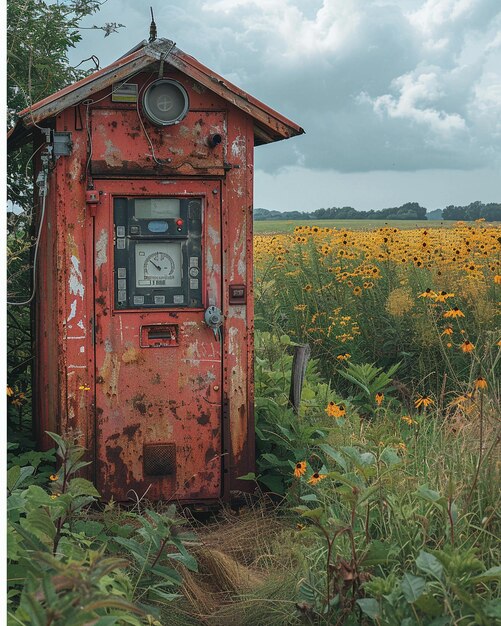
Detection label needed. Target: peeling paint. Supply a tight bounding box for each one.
[69,255,84,299]
[96,229,108,267]
[103,139,122,166]
[231,136,245,159]
[208,225,220,244]
[67,299,77,321]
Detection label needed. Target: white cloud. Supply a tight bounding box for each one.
[202,0,363,62]
[370,69,467,134]
[408,0,478,32]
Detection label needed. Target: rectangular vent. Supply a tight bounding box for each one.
[143,443,176,477]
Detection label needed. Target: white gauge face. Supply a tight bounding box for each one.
[135,242,182,288]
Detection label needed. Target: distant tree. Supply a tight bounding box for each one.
[442,205,466,220]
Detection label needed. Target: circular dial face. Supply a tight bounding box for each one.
[144,251,175,280]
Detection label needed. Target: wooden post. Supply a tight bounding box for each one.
[289,344,311,414]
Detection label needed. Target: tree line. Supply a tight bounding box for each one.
[254,201,501,222]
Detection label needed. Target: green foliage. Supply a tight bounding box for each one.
[7,431,193,625]
[250,332,341,494]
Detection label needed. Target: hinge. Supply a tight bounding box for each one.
[90,316,96,346]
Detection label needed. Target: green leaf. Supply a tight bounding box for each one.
[471,566,501,582]
[167,552,198,572]
[415,551,443,580]
[7,466,20,492]
[67,477,100,498]
[361,541,395,566]
[300,507,324,520]
[237,472,257,481]
[416,486,446,506]
[22,509,56,541]
[300,494,318,502]
[257,474,284,494]
[401,573,426,603]
[318,444,347,470]
[414,593,443,617]
[380,447,401,466]
[484,599,501,619]
[356,598,380,619]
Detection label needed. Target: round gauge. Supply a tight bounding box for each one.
[144,251,175,279]
[189,266,199,278]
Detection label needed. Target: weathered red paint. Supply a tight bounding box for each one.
[11,39,303,503]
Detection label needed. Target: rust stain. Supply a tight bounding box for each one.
[122,345,144,365]
[99,351,120,400]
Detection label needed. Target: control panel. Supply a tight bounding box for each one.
[113,197,203,309]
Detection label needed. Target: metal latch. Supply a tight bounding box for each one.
[204,306,223,340]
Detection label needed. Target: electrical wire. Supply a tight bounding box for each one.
[7,169,49,306]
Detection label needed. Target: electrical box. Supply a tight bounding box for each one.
[8,37,303,504]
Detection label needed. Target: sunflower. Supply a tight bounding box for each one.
[308,472,327,486]
[474,377,487,390]
[375,392,384,406]
[444,307,465,318]
[414,395,434,409]
[294,461,307,478]
[461,340,474,353]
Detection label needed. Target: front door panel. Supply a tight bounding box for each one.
[93,180,222,501]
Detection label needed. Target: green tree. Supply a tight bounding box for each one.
[6,0,121,435]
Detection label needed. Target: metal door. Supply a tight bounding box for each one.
[93,180,222,502]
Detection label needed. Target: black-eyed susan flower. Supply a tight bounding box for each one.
[401,415,417,426]
[441,327,453,336]
[397,442,407,453]
[461,340,474,353]
[434,291,454,302]
[444,307,465,318]
[375,392,384,406]
[474,377,488,390]
[49,474,59,481]
[294,461,307,478]
[308,472,326,486]
[419,288,436,298]
[326,402,346,418]
[415,395,434,409]
[494,275,501,284]
[7,386,13,397]
[336,353,351,361]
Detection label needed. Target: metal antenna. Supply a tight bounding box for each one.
[149,7,157,42]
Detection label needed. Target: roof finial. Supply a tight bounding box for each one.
[149,7,157,43]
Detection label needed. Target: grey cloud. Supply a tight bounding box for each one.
[69,0,501,178]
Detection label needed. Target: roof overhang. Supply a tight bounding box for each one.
[8,38,304,151]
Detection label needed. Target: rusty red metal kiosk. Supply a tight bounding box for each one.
[8,38,303,504]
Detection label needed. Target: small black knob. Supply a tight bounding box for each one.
[208,134,222,148]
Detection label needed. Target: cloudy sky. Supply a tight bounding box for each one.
[68,0,501,212]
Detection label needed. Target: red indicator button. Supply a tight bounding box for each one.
[176,219,184,227]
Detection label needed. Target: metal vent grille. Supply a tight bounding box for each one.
[143,443,177,476]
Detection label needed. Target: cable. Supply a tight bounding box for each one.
[7,154,49,306]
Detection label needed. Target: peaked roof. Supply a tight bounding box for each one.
[8,38,304,149]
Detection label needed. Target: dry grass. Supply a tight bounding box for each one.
[164,500,303,626]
